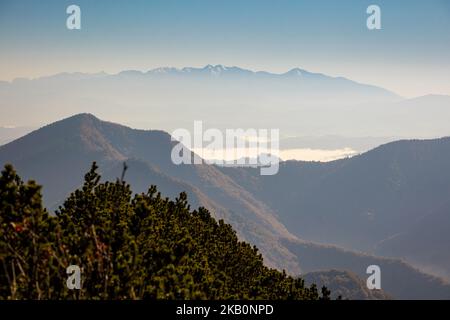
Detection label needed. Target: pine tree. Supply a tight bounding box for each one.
[0,163,328,300]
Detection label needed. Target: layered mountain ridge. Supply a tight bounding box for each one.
[1,114,450,299]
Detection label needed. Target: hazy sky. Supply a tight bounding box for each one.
[1,0,449,97]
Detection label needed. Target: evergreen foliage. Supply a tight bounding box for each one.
[0,163,328,300]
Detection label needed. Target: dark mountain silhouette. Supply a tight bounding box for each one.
[303,270,390,300]
[376,199,450,279]
[0,113,300,274]
[1,114,450,299]
[284,238,450,299]
[220,138,450,275]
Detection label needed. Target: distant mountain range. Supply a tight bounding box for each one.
[9,65,399,98]
[1,113,450,299]
[0,64,399,130]
[2,65,450,157]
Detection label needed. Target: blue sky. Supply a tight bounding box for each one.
[1,0,449,96]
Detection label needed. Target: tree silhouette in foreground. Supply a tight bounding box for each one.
[0,163,328,300]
